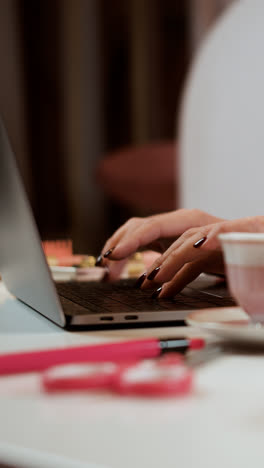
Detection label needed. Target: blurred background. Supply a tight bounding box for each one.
[0,0,233,255]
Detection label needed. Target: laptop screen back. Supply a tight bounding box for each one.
[0,118,65,326]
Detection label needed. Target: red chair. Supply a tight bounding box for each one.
[97,141,177,213]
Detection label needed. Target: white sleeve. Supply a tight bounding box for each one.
[179,0,264,219]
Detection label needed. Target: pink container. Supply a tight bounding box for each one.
[219,233,264,323]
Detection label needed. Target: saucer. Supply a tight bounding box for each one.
[187,307,264,345]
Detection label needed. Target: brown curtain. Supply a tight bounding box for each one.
[189,0,235,51]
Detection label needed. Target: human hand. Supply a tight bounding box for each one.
[96,209,223,280]
[140,216,264,298]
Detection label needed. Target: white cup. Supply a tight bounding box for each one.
[219,233,264,323]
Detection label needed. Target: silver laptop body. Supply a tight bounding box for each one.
[0,118,234,329]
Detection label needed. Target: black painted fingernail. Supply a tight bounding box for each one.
[151,286,163,299]
[147,267,160,280]
[104,247,115,258]
[95,254,103,266]
[193,237,207,248]
[135,272,147,288]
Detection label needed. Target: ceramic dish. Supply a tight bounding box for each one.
[187,306,264,345]
[50,266,77,282]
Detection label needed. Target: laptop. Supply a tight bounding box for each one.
[0,118,236,329]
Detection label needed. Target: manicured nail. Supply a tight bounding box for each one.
[151,286,163,299]
[135,272,147,288]
[104,247,115,258]
[147,267,160,280]
[193,237,207,248]
[95,254,103,266]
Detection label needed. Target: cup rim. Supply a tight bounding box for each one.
[218,232,264,243]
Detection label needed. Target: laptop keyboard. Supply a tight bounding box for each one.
[56,279,236,316]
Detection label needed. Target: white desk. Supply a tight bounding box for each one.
[1,283,264,468]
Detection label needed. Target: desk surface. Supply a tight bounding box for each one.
[0,282,264,468]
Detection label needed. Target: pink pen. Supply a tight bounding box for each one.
[0,337,205,376]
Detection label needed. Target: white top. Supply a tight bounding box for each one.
[180,0,264,220]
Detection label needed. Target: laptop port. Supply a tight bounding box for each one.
[124,315,138,320]
[100,316,113,321]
